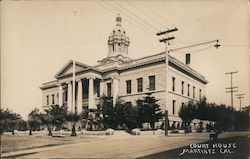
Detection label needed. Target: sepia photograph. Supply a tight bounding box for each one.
[1,0,249,158]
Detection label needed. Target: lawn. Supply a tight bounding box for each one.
[1,133,100,153]
[139,134,250,159]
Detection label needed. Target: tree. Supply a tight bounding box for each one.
[0,108,25,134]
[28,108,42,135]
[179,101,196,133]
[98,96,138,130]
[122,102,138,129]
[9,113,22,135]
[41,105,67,136]
[40,113,53,136]
[99,95,115,129]
[46,105,67,130]
[196,97,209,120]
[65,112,80,136]
[136,93,163,129]
[112,99,138,130]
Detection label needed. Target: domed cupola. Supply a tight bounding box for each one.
[108,14,130,56]
[99,14,131,64]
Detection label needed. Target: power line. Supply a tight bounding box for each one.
[102,1,156,35]
[222,44,250,48]
[169,40,220,52]
[106,1,156,34]
[127,1,167,29]
[171,45,215,54]
[111,0,161,32]
[133,1,189,45]
[96,1,155,36]
[141,1,191,44]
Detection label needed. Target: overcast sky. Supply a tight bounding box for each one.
[1,0,249,119]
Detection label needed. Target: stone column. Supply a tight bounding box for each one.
[67,81,72,112]
[77,79,82,114]
[57,84,63,106]
[99,80,104,97]
[112,77,119,106]
[88,77,96,109]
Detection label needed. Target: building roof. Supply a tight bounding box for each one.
[41,51,208,89]
[99,52,208,84]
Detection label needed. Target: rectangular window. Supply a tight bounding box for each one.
[97,82,100,97]
[181,81,184,95]
[172,77,175,92]
[137,78,143,92]
[46,95,49,105]
[172,100,176,115]
[107,83,112,97]
[199,89,202,101]
[182,102,184,107]
[193,86,196,98]
[52,94,54,105]
[64,91,68,102]
[126,80,132,94]
[149,75,155,91]
[187,84,190,96]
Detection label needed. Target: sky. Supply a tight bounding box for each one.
[1,0,249,119]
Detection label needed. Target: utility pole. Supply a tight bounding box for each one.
[156,27,178,136]
[225,71,239,108]
[236,94,245,111]
[225,71,238,132]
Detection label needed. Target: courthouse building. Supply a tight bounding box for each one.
[40,15,208,129]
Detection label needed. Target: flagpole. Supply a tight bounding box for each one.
[72,60,76,113]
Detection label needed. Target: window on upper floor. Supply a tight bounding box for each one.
[52,94,54,105]
[187,84,190,97]
[137,78,143,92]
[107,83,112,97]
[149,75,155,91]
[172,100,176,115]
[46,95,49,105]
[193,86,196,98]
[172,77,176,92]
[126,80,132,94]
[181,81,184,95]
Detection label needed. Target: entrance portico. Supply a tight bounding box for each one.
[54,61,120,114]
[58,76,102,114]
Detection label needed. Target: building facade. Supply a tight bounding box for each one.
[40,15,208,129]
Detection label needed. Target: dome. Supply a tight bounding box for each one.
[98,14,131,64]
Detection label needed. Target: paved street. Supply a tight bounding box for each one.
[3,131,248,159]
[16,133,210,159]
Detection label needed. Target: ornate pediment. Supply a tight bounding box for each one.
[55,60,93,78]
